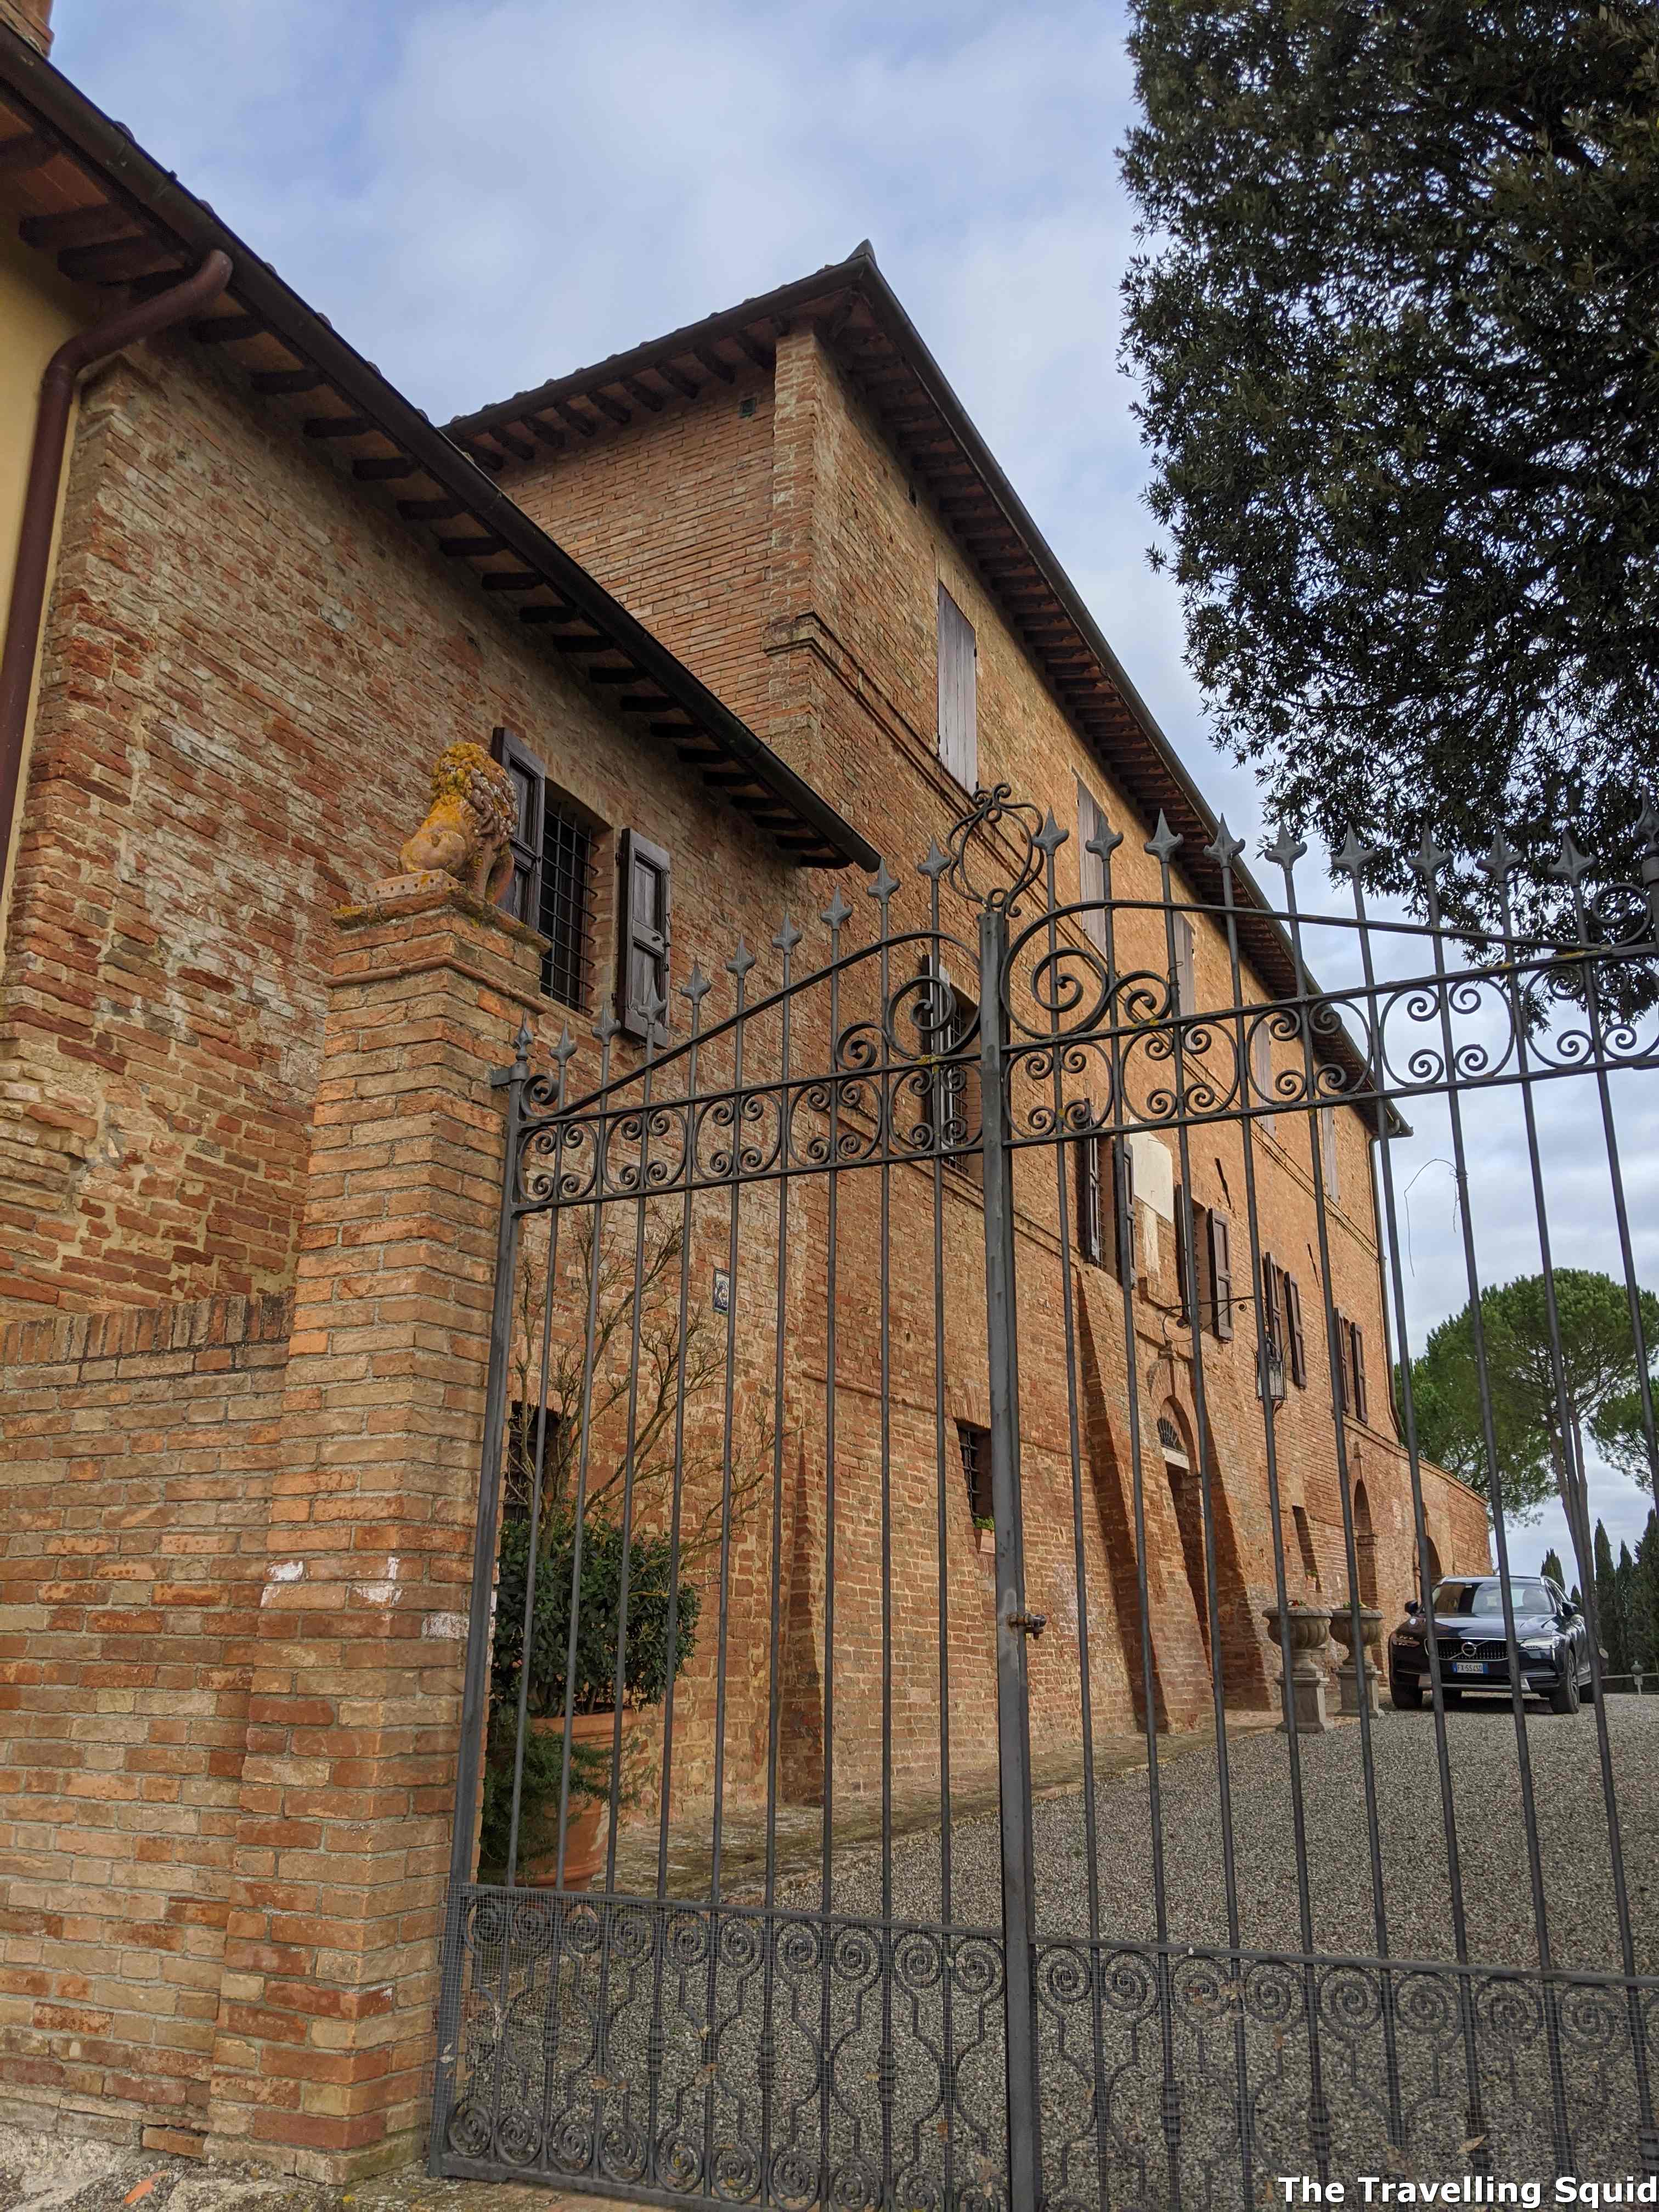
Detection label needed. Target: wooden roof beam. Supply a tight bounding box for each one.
[585,388,631,426]
[526,413,567,450]
[622,376,664,414]
[304,414,377,440]
[0,132,53,174]
[20,204,136,250]
[654,362,700,400]
[734,330,772,371]
[695,346,735,385]
[494,425,537,462]
[251,367,328,396]
[399,496,466,522]
[552,397,599,438]
[479,570,541,591]
[352,456,421,481]
[60,238,183,284]
[193,312,262,345]
[437,534,506,557]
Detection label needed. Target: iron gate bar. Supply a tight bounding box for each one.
[979,897,1042,2212]
[431,778,1659,2205]
[1345,859,1490,2157]
[1273,834,1406,2160]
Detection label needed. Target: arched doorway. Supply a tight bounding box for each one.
[1353,1476,1378,1606]
[1159,1406,1209,1660]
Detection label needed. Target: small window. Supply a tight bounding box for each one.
[1173,915,1196,1017]
[917,963,981,1181]
[492,726,595,1011]
[618,828,672,1041]
[1339,1316,1369,1424]
[958,1421,992,1522]
[936,584,978,789]
[1076,779,1110,953]
[1077,1130,1133,1282]
[1292,1504,1321,1590]
[1259,1251,1287,1401]
[1319,1105,1340,1203]
[504,1401,563,1521]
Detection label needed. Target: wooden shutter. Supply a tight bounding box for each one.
[1209,1210,1233,1340]
[1175,1192,1192,1324]
[1076,1134,1103,1267]
[1114,1139,1136,1286]
[617,829,671,1041]
[490,725,544,925]
[1351,1322,1368,1423]
[1076,778,1109,953]
[936,585,978,789]
[1283,1271,1306,1385]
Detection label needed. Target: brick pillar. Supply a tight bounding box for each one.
[204,875,543,2180]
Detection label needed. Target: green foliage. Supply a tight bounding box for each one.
[491,1509,701,1718]
[1539,1546,1566,1587]
[1120,0,1659,940]
[1408,1269,1659,1520]
[476,1710,612,1878]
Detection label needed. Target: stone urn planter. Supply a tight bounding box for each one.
[522,1711,630,1892]
[1328,1601,1384,1718]
[975,1523,997,1559]
[1263,1601,1335,1735]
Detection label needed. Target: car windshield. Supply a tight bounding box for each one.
[1432,1579,1551,1618]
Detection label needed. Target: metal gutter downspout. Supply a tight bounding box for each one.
[0,249,232,909]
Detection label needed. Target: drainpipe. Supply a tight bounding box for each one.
[0,250,232,910]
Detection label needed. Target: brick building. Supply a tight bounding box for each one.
[0,5,1488,2182]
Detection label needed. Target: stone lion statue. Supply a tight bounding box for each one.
[399,741,517,902]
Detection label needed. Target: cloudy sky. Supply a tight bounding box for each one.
[53,0,1659,1589]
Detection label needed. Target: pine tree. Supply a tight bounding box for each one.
[1613,1542,1637,1682]
[1594,1521,1620,1682]
[1635,1510,1659,1675]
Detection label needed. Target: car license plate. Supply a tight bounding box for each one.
[1452,1662,1488,1676]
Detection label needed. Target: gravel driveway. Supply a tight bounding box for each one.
[450,1700,1659,2205]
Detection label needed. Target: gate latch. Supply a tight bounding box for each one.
[1008,1610,1047,1641]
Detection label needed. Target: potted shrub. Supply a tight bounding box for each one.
[482,1508,700,1888]
[974,1514,997,1558]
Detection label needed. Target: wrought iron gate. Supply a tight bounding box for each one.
[430,786,1659,2208]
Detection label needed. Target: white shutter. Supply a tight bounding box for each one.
[936,584,977,789]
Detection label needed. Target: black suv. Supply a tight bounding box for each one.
[1388,1573,1593,1715]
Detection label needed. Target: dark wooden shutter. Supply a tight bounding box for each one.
[1175,1192,1191,1324]
[617,829,671,1041]
[1351,1322,1368,1423]
[490,725,544,924]
[1284,1271,1306,1385]
[936,584,978,789]
[1076,1135,1103,1267]
[1209,1210,1233,1340]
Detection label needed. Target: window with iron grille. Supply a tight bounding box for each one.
[539,803,594,1010]
[917,963,981,1182]
[958,1421,992,1522]
[491,726,596,1013]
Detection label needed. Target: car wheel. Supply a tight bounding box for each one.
[1391,1678,1423,1711]
[1549,1668,1581,1716]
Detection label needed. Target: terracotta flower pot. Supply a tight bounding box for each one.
[522,1711,630,1892]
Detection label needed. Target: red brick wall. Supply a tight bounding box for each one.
[0,331,797,1321]
[490,319,1494,1746]
[0,1290,290,2150]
